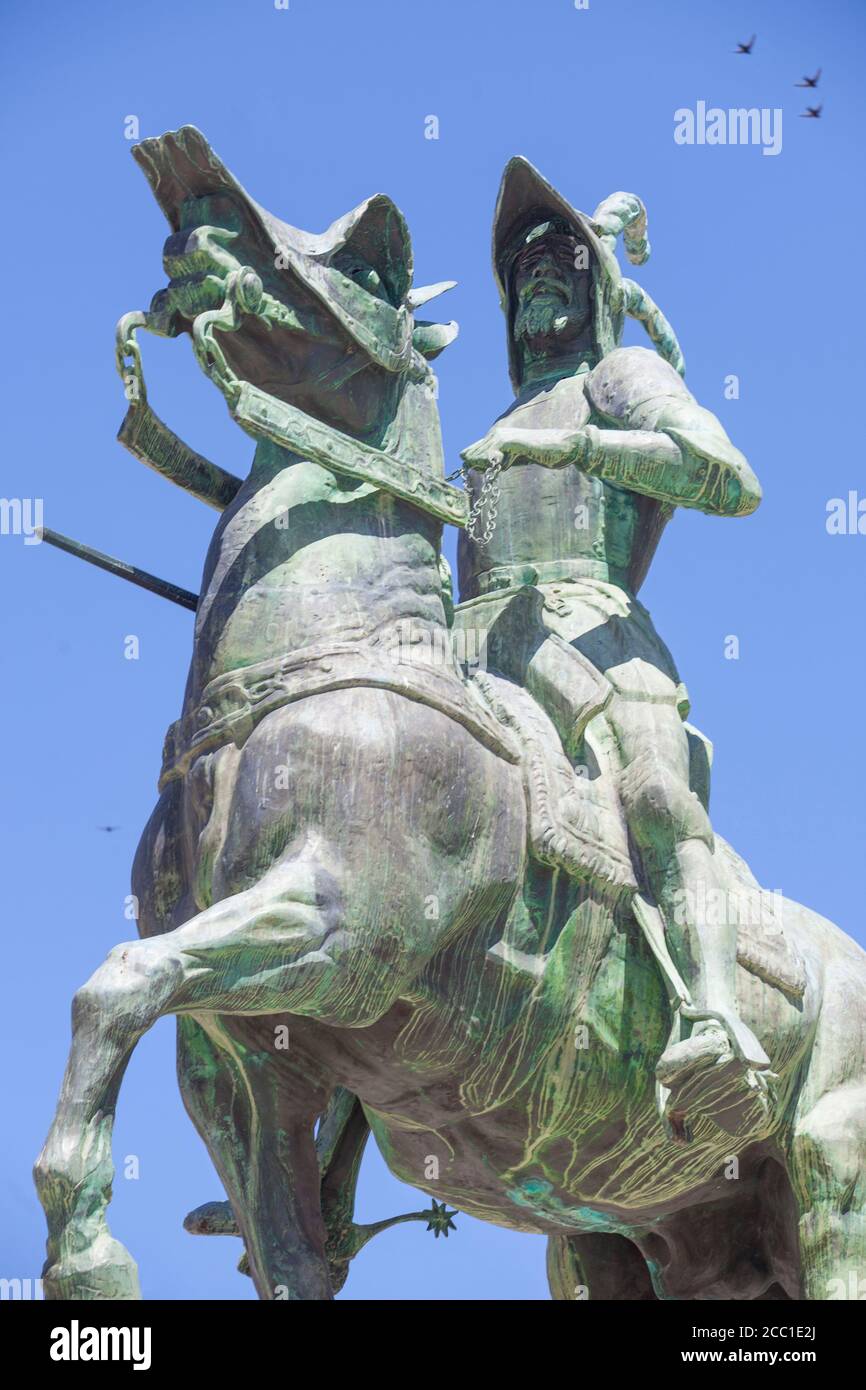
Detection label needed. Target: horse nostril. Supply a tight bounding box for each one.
[236,268,264,316]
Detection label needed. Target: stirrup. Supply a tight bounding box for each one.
[655,1006,777,1144]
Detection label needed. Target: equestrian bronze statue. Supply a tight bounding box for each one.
[35,129,866,1302]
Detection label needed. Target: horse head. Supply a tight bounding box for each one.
[131,126,458,464]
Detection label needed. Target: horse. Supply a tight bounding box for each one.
[35,128,866,1301]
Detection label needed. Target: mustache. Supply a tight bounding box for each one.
[518,273,572,303]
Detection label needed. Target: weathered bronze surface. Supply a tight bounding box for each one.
[35,129,866,1301]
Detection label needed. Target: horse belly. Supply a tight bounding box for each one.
[352,913,806,1232]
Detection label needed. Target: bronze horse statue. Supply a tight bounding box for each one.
[36,129,866,1301]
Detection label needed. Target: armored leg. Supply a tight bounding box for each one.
[617,708,730,1012]
[612,691,771,1136]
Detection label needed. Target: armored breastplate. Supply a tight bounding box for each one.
[458,373,643,599]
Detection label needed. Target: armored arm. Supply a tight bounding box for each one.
[581,348,761,516]
[478,348,761,519]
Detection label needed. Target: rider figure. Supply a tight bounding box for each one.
[458,158,773,1139]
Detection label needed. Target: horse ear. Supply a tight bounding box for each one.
[407,280,457,311]
[338,193,414,304]
[412,320,459,359]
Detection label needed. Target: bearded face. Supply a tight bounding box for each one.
[511,228,593,357]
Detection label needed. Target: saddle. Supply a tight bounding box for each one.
[471,668,637,904]
[159,642,521,791]
[472,668,807,1003]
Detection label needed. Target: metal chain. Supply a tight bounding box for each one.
[190,269,251,407]
[463,451,503,546]
[116,270,266,417]
[115,311,148,406]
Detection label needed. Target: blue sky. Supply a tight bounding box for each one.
[1,0,864,1300]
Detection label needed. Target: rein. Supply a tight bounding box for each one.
[116,270,469,529]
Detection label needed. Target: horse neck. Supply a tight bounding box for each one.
[248,370,451,637]
[195,433,449,668]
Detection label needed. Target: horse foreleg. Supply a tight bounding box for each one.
[177,1014,333,1300]
[32,938,167,1300]
[34,852,353,1300]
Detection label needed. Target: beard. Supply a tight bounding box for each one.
[514,293,585,349]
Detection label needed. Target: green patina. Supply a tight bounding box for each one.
[34,128,866,1304]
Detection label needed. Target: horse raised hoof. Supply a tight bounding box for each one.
[656,1026,776,1143]
[42,1231,142,1301]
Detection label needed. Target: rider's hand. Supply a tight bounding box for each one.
[460,426,511,472]
[147,204,246,335]
[140,194,323,409]
[461,425,594,471]
[162,228,242,319]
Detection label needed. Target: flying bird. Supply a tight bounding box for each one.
[97,825,121,833]
[795,69,821,87]
[734,35,756,54]
[800,105,823,119]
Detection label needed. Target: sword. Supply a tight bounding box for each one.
[40,528,198,611]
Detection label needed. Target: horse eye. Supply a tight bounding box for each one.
[347,263,382,291]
